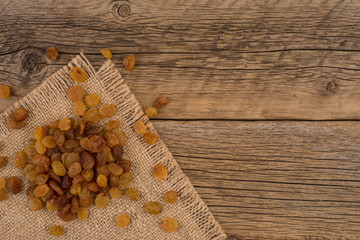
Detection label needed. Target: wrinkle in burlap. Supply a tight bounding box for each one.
[0,54,226,240]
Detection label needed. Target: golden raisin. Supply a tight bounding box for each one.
[77,207,88,220]
[6,118,26,129]
[96,174,107,188]
[58,119,72,131]
[153,165,167,181]
[13,151,27,168]
[99,104,117,118]
[153,97,169,109]
[108,187,122,199]
[34,184,50,197]
[0,85,10,98]
[81,169,94,182]
[95,193,109,208]
[24,145,37,159]
[143,133,158,146]
[23,164,37,182]
[67,162,82,178]
[124,187,140,201]
[70,183,81,195]
[84,94,100,107]
[7,176,22,194]
[46,47,59,61]
[165,191,178,203]
[49,120,59,128]
[83,108,100,123]
[69,66,87,83]
[145,107,157,118]
[118,172,133,188]
[12,108,29,122]
[35,174,49,185]
[103,132,119,148]
[88,135,105,153]
[67,86,84,102]
[123,55,135,70]
[105,120,120,130]
[0,177,6,189]
[116,213,130,228]
[46,199,59,212]
[100,49,112,59]
[35,140,47,154]
[42,136,57,148]
[73,101,86,117]
[134,120,146,135]
[29,198,43,211]
[0,188,7,201]
[52,161,67,176]
[34,126,43,141]
[111,129,126,147]
[161,217,178,233]
[49,225,64,237]
[0,156,6,168]
[144,201,163,215]
[108,163,123,176]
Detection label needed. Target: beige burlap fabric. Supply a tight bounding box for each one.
[0,54,226,240]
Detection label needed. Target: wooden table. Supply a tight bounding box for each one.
[1,0,359,239]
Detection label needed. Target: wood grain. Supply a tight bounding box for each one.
[1,0,360,119]
[154,120,360,239]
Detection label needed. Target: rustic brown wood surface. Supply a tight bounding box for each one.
[1,0,360,239]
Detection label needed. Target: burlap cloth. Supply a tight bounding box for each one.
[0,54,226,240]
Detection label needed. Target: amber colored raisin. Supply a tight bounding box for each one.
[13,151,27,168]
[105,120,120,130]
[77,207,88,220]
[84,108,100,123]
[73,101,86,117]
[153,165,167,181]
[109,187,122,199]
[54,129,65,147]
[0,156,6,168]
[108,163,123,176]
[112,146,124,160]
[35,174,49,185]
[70,196,80,213]
[24,164,37,182]
[111,129,126,147]
[34,184,50,197]
[67,86,84,102]
[64,139,80,151]
[26,185,36,199]
[0,188,6,201]
[33,153,50,166]
[161,217,178,233]
[117,159,131,173]
[100,49,112,59]
[103,131,119,148]
[153,97,169,109]
[87,181,99,193]
[143,133,158,146]
[123,55,135,70]
[81,169,94,182]
[29,198,43,211]
[96,174,107,188]
[52,161,67,176]
[41,187,54,202]
[42,136,57,148]
[12,108,29,122]
[0,177,6,189]
[103,146,113,162]
[60,211,76,222]
[72,175,85,184]
[145,107,157,118]
[64,128,75,140]
[70,183,81,195]
[118,172,133,188]
[24,145,37,159]
[124,187,140,201]
[35,164,49,174]
[88,135,105,153]
[49,225,64,237]
[144,201,163,215]
[49,120,59,128]
[95,193,109,208]
[46,47,58,61]
[46,198,59,212]
[58,119,72,131]
[6,118,26,129]
[67,162,82,178]
[0,85,10,98]
[80,151,94,170]
[69,66,86,83]
[96,151,107,166]
[84,94,100,107]
[65,152,80,169]
[99,104,117,118]
[134,120,146,135]
[165,191,178,203]
[109,174,119,187]
[35,140,47,154]
[33,126,43,141]
[7,176,21,194]
[116,213,130,228]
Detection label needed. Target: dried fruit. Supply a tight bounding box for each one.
[81,169,94,182]
[84,108,100,123]
[35,174,49,185]
[134,120,146,135]
[117,159,131,173]
[33,153,50,167]
[49,225,65,237]
[112,146,124,160]
[161,217,178,233]
[84,94,100,107]
[80,151,94,170]
[0,188,6,201]
[118,172,133,188]
[96,165,110,176]
[34,126,43,141]
[124,187,140,201]
[88,135,105,153]
[6,118,26,129]
[153,97,169,109]
[96,174,107,188]
[100,49,112,59]
[109,174,120,187]
[52,161,67,176]
[0,156,6,168]
[46,47,58,61]
[24,145,37,159]
[72,175,85,184]
[77,207,88,220]
[58,119,72,131]
[144,201,163,215]
[108,163,123,176]
[13,151,27,168]
[165,191,178,203]
[145,107,157,118]
[49,180,64,196]
[34,184,50,197]
[67,86,84,102]
[67,162,82,178]
[153,165,167,181]
[123,55,135,70]
[7,176,22,194]
[103,131,119,148]
[105,120,120,130]
[87,182,100,193]
[73,101,86,117]
[42,136,57,148]
[99,104,117,118]
[95,193,109,208]
[143,133,158,145]
[29,198,43,211]
[79,195,94,208]
[12,108,29,122]
[54,129,65,147]
[108,187,122,199]
[111,129,126,147]
[23,164,37,182]
[46,198,59,212]
[69,66,86,83]
[0,177,6,189]
[0,84,10,98]
[35,140,47,154]
[70,196,80,213]
[116,213,130,228]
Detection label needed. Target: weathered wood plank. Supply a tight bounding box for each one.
[1,0,360,119]
[153,120,360,239]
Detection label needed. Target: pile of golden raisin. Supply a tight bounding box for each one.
[0,62,178,236]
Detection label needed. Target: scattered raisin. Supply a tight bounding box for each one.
[70,196,80,213]
[13,151,27,168]
[67,86,84,102]
[84,108,100,123]
[12,108,29,122]
[6,118,26,129]
[95,193,109,208]
[7,176,22,194]
[0,156,6,168]
[123,55,135,70]
[0,85,10,98]
[116,213,130,228]
[84,94,100,107]
[79,195,94,208]
[54,129,65,147]
[0,177,6,189]
[77,207,88,220]
[73,101,86,117]
[145,107,157,118]
[69,66,86,83]
[80,151,94,170]
[99,104,117,118]
[24,145,37,159]
[105,120,120,130]
[109,187,122,199]
[96,165,110,176]
[134,120,146,135]
[153,97,169,109]
[72,175,85,184]
[100,49,112,59]
[96,174,107,188]
[32,153,51,167]
[153,165,167,181]
[0,188,6,201]
[58,119,72,131]
[143,133,158,145]
[124,187,140,201]
[144,201,163,215]
[165,191,178,203]
[49,225,64,237]
[46,198,59,212]
[29,198,43,211]
[161,217,178,233]
[46,47,58,61]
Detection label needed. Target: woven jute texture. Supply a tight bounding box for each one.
[0,54,226,240]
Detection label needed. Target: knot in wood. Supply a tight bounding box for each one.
[20,50,46,75]
[326,80,338,93]
[118,4,131,17]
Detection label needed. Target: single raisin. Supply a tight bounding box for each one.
[7,176,21,194]
[111,129,126,147]
[109,174,120,187]
[73,101,86,117]
[87,181,100,193]
[67,162,82,178]
[49,180,64,196]
[105,120,120,130]
[67,86,84,102]
[0,177,6,189]
[161,217,178,233]
[46,47,58,61]
[23,163,37,182]
[64,128,75,140]
[35,174,49,185]
[65,152,80,169]
[84,94,100,107]
[61,176,72,189]
[100,49,112,59]
[24,145,37,159]
[103,131,119,148]
[46,198,59,212]
[117,159,131,173]
[69,66,86,83]
[118,172,133,188]
[165,191,178,204]
[13,151,27,168]
[0,156,6,168]
[96,165,110,176]
[12,107,29,122]
[103,146,113,162]
[83,108,100,123]
[54,129,65,147]
[34,184,50,197]
[79,194,94,208]
[26,185,36,199]
[143,133,158,146]
[77,207,88,220]
[134,120,146,135]
[108,163,123,176]
[6,118,26,129]
[35,140,47,154]
[96,174,107,188]
[81,169,94,182]
[52,161,67,176]
[116,213,130,228]
[153,165,167,181]
[99,104,117,118]
[70,196,80,213]
[32,153,50,167]
[145,107,157,118]
[58,119,71,131]
[42,136,57,148]
[34,126,44,141]
[153,97,169,109]
[88,135,105,153]
[123,55,135,70]
[108,187,122,199]
[29,198,43,211]
[80,151,94,170]
[49,225,64,236]
[0,85,10,98]
[49,120,59,128]
[72,175,85,184]
[70,183,81,195]
[124,187,140,201]
[35,164,49,174]
[95,193,109,208]
[144,201,163,215]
